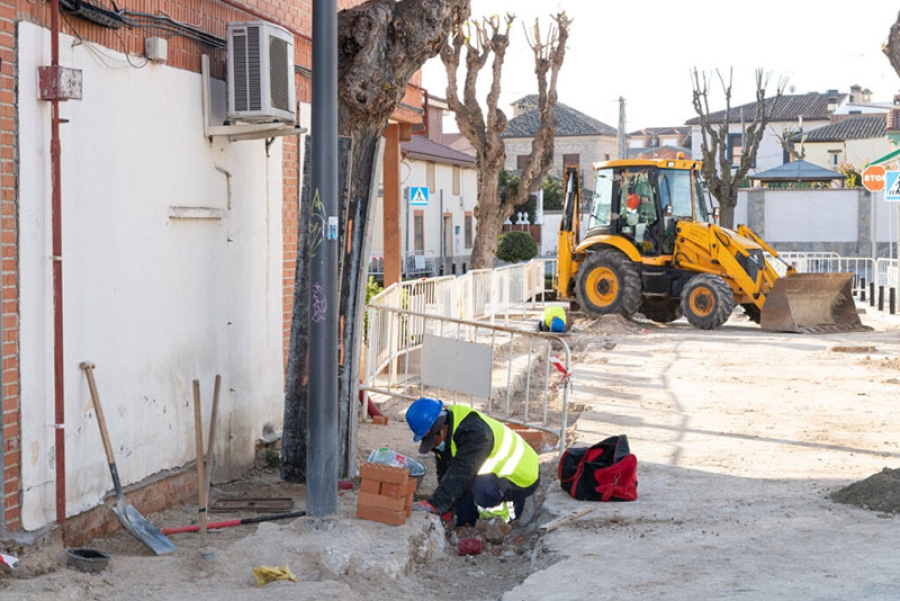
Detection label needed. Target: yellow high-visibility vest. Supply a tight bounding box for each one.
[447,405,538,489]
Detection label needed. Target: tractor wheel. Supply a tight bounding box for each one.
[575,249,642,317]
[639,297,683,324]
[741,303,762,324]
[680,274,735,330]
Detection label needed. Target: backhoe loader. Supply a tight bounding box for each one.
[554,157,867,333]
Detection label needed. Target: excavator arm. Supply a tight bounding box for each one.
[555,166,582,298]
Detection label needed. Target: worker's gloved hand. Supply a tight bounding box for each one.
[412,501,439,515]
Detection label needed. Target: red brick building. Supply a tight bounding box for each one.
[0,0,423,544]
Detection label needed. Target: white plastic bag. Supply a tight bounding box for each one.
[367,447,426,476]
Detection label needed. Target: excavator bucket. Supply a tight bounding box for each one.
[759,272,870,333]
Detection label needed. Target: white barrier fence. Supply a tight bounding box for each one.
[361,251,897,458]
[778,252,899,307]
[364,259,571,454]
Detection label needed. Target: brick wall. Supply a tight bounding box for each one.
[63,468,197,547]
[2,0,18,531]
[0,0,414,537]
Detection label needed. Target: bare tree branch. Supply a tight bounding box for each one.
[444,11,569,268]
[691,66,786,228]
[882,10,900,77]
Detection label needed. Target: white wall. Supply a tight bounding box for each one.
[803,138,892,172]
[758,190,858,242]
[737,187,899,249]
[370,154,478,269]
[19,23,291,528]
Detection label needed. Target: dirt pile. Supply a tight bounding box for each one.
[571,313,652,337]
[831,467,900,514]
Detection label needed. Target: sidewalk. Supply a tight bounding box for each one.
[504,310,900,600]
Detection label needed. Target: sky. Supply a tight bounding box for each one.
[422,1,900,132]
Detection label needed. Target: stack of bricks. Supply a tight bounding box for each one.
[356,463,417,526]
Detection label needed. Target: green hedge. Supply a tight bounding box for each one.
[496,231,538,263]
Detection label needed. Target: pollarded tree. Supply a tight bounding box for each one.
[282,0,471,482]
[442,12,570,268]
[691,67,786,228]
[883,11,900,76]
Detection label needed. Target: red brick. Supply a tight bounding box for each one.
[371,415,389,426]
[357,491,406,512]
[381,481,408,498]
[359,478,381,495]
[356,504,407,526]
[359,462,409,485]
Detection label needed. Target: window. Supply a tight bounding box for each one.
[414,211,425,253]
[563,153,580,171]
[726,133,743,162]
[443,214,453,257]
[727,132,754,168]
[426,163,435,192]
[517,155,529,172]
[452,165,461,195]
[465,213,473,249]
[828,150,841,167]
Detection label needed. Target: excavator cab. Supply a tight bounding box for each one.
[588,164,711,257]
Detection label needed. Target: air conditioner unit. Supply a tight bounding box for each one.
[227,21,295,124]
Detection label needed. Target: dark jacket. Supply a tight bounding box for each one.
[429,410,494,514]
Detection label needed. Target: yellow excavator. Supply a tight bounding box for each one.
[554,157,867,333]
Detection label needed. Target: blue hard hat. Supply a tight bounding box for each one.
[406,397,444,441]
[550,317,565,333]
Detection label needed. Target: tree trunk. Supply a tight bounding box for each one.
[336,128,381,478]
[281,0,470,481]
[470,170,505,266]
[883,11,900,77]
[280,137,312,482]
[717,202,735,230]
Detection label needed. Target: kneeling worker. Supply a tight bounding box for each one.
[538,305,567,332]
[405,397,539,527]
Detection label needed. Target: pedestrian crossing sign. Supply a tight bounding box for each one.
[410,186,429,206]
[886,171,900,202]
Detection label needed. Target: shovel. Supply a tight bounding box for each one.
[80,362,176,555]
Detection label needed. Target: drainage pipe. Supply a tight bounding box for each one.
[50,0,67,530]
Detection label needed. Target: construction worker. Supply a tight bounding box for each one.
[539,305,567,332]
[405,397,539,527]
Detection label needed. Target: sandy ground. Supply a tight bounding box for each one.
[1,302,899,600]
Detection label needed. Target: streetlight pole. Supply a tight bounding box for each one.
[307,0,339,531]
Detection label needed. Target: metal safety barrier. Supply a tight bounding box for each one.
[777,253,875,297]
[363,304,572,456]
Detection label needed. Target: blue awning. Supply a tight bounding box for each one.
[752,159,843,181]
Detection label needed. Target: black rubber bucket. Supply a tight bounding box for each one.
[66,547,111,573]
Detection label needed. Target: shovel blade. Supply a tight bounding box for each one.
[760,272,870,333]
[113,504,176,555]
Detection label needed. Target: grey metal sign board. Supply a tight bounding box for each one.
[421,334,493,399]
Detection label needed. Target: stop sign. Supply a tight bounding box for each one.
[862,165,886,191]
